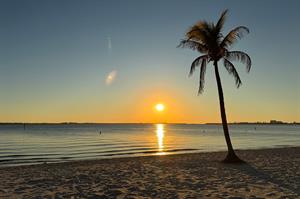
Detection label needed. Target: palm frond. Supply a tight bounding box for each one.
[189,55,208,77]
[198,57,208,94]
[223,58,242,88]
[186,21,216,49]
[225,51,251,72]
[177,39,208,53]
[215,9,228,34]
[186,26,208,44]
[221,26,249,48]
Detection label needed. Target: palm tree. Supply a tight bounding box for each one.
[178,9,251,163]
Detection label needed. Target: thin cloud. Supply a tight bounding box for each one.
[105,70,117,85]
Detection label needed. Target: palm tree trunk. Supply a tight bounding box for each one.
[214,61,244,163]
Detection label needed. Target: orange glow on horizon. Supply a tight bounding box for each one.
[7,87,294,124]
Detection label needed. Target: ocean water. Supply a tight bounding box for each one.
[0,124,299,167]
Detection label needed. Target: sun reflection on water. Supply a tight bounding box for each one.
[156,124,166,155]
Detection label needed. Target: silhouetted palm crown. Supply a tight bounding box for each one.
[178,10,251,94]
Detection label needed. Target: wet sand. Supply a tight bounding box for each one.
[0,147,299,198]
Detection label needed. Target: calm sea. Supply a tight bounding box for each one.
[0,124,299,167]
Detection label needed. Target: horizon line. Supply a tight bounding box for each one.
[0,121,299,125]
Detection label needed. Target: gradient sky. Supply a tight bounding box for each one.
[0,0,299,123]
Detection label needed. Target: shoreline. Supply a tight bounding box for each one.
[0,147,299,198]
[1,146,299,169]
[1,145,299,169]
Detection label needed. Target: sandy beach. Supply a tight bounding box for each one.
[0,147,299,199]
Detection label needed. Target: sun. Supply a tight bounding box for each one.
[155,103,165,112]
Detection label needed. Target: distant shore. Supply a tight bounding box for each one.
[0,147,299,198]
[0,122,299,125]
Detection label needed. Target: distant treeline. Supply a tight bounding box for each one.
[0,122,299,125]
[206,122,300,125]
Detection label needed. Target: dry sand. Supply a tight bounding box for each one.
[0,147,299,199]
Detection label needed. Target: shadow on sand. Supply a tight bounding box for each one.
[224,162,299,195]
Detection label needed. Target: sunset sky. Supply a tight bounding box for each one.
[0,0,299,123]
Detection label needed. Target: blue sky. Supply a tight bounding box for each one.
[0,0,299,122]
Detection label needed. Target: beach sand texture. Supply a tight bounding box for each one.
[0,147,299,198]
